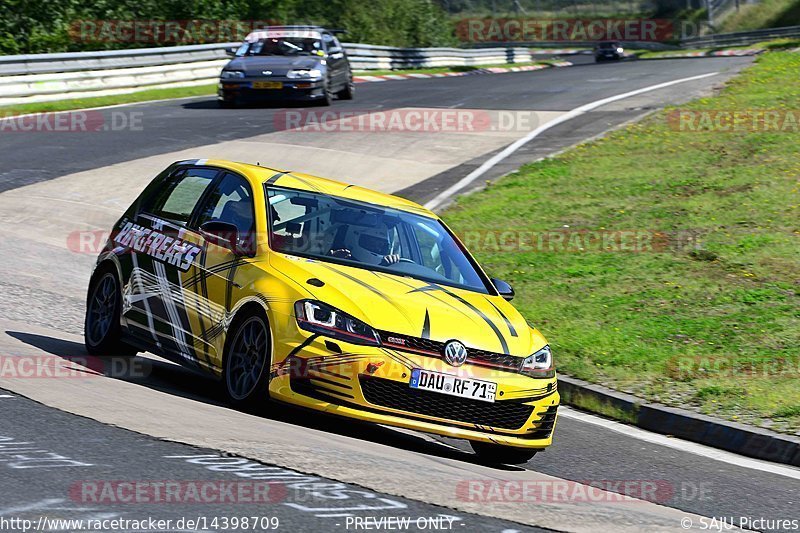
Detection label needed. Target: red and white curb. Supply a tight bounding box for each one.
[353,61,573,84]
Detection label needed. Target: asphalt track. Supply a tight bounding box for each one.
[1,55,799,532]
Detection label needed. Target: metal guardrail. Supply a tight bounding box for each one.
[682,24,800,48]
[0,42,536,106]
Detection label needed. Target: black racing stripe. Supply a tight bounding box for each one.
[485,297,518,337]
[195,247,211,366]
[184,257,245,289]
[225,259,240,312]
[421,309,430,339]
[163,259,198,361]
[287,334,319,358]
[374,274,477,323]
[318,264,409,318]
[379,348,416,370]
[433,284,510,355]
[286,174,322,192]
[266,172,287,185]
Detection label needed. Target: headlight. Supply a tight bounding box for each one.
[221,70,245,79]
[295,300,380,346]
[616,47,624,53]
[520,345,554,378]
[287,69,322,79]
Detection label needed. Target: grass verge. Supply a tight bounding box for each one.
[443,50,800,435]
[0,84,217,116]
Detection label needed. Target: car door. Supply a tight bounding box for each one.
[186,171,257,370]
[121,166,219,363]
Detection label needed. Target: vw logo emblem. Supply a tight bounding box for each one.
[443,340,468,367]
[262,70,273,76]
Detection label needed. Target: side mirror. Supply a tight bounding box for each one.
[200,221,243,255]
[225,46,238,57]
[491,278,515,301]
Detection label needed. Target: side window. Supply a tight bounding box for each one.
[144,168,218,224]
[196,172,256,249]
[321,33,335,51]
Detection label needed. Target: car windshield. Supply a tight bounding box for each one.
[598,42,620,49]
[238,37,322,56]
[267,187,491,294]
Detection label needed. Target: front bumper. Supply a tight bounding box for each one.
[218,79,326,103]
[268,332,559,449]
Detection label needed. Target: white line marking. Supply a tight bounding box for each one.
[559,406,800,481]
[0,394,14,398]
[424,71,720,210]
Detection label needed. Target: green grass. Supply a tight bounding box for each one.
[720,0,800,32]
[443,50,800,434]
[0,84,216,116]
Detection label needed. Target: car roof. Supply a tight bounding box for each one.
[176,159,438,219]
[244,26,327,43]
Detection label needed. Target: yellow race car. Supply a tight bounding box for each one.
[85,159,558,464]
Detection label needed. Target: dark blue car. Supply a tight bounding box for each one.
[218,26,354,107]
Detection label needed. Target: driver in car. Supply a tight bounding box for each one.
[329,227,403,265]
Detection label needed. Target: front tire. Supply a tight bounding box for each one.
[317,80,333,106]
[223,311,271,408]
[337,77,355,100]
[470,441,538,465]
[84,266,137,357]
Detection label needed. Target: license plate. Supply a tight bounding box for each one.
[410,369,496,403]
[252,81,282,89]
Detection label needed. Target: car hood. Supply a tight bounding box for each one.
[224,56,322,77]
[267,253,544,357]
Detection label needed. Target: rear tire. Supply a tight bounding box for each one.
[222,311,272,408]
[470,441,538,465]
[84,266,137,357]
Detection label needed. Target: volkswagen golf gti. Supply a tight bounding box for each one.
[84,159,559,464]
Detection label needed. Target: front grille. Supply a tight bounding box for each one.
[377,331,523,372]
[359,375,535,430]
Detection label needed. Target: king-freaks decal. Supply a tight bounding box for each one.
[114,220,201,272]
